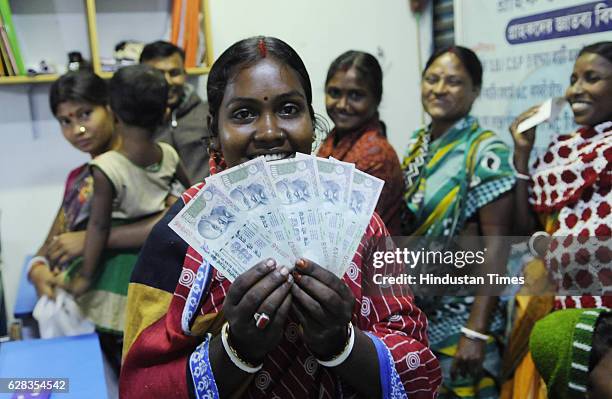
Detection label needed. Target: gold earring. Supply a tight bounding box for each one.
[310,129,319,154]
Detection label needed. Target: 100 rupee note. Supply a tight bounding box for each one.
[267,157,326,265]
[169,182,293,281]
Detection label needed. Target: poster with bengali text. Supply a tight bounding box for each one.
[455,0,611,153]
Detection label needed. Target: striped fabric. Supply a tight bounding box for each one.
[401,116,515,398]
[567,309,606,395]
[401,116,515,238]
[54,164,140,335]
[120,180,442,398]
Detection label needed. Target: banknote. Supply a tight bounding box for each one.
[169,182,294,281]
[294,152,311,159]
[207,157,298,261]
[267,156,326,265]
[336,168,384,276]
[168,153,383,281]
[316,157,354,273]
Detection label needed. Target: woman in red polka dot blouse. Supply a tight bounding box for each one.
[510,41,612,310]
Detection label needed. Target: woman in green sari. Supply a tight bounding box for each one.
[401,46,515,398]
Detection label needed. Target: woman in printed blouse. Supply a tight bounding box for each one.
[502,41,612,399]
[317,51,404,234]
[28,71,169,374]
[401,46,515,399]
[120,36,441,399]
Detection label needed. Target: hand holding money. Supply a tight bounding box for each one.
[222,258,294,364]
[290,258,355,360]
[169,154,384,281]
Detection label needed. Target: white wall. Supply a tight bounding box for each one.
[0,0,432,324]
[0,85,89,326]
[9,0,91,74]
[208,0,432,151]
[95,1,171,61]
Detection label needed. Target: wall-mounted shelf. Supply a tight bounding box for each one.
[97,65,211,79]
[0,0,213,85]
[0,66,210,86]
[186,65,211,75]
[0,74,58,85]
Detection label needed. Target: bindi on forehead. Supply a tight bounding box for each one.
[223,58,306,105]
[56,104,86,119]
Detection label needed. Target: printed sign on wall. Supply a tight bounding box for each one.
[455,0,611,151]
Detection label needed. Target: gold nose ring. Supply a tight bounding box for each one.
[78,126,87,134]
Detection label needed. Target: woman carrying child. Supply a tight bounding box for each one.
[29,68,189,375]
[59,65,190,298]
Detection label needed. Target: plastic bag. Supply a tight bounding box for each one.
[32,288,95,338]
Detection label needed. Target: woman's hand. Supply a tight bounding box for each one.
[47,231,86,267]
[450,335,486,381]
[29,264,58,299]
[67,273,93,297]
[52,270,69,291]
[290,259,355,360]
[509,106,540,160]
[223,258,293,365]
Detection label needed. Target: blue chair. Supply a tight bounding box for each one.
[14,255,38,319]
[13,256,40,339]
[0,333,108,398]
[0,267,6,336]
[6,258,112,398]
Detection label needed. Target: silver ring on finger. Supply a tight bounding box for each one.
[253,312,271,330]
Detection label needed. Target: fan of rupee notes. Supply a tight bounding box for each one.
[169,153,383,281]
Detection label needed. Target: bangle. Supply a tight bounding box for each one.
[460,326,490,342]
[515,171,531,181]
[26,256,50,281]
[511,158,531,181]
[220,322,262,373]
[528,231,550,258]
[316,322,355,368]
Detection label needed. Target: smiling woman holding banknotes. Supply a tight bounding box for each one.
[509,41,612,309]
[120,36,441,399]
[501,41,612,399]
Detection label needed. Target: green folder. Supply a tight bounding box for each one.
[0,0,25,75]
